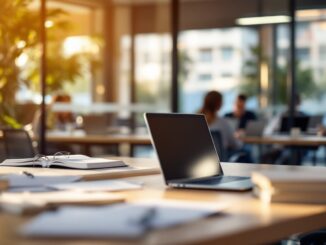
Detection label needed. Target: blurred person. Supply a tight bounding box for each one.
[31,93,75,154]
[199,91,254,162]
[49,93,75,131]
[225,94,257,130]
[262,94,311,164]
[264,93,306,135]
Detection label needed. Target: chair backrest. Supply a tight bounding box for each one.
[308,115,323,129]
[2,129,35,159]
[210,130,226,162]
[83,114,114,135]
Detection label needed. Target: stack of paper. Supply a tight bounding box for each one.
[21,201,220,238]
[0,174,81,192]
[252,169,326,204]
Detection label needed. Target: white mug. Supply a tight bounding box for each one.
[290,127,301,138]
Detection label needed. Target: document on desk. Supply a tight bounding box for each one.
[21,200,222,238]
[1,191,124,215]
[48,179,142,192]
[0,174,81,190]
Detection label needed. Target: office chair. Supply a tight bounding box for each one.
[210,130,226,161]
[210,130,251,163]
[2,129,36,159]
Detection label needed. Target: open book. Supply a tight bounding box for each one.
[0,155,127,170]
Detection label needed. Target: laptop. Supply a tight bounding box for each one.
[280,115,310,133]
[144,113,252,191]
[245,120,266,137]
[225,118,238,132]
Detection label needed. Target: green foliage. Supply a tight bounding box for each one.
[0,0,39,126]
[178,50,192,82]
[240,45,317,105]
[240,46,260,98]
[0,0,101,127]
[275,64,316,104]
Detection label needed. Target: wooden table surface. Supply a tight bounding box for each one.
[241,135,326,146]
[1,157,326,245]
[45,133,152,156]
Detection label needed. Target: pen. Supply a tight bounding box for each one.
[136,208,157,231]
[22,171,34,178]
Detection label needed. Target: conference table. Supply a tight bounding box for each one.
[241,135,326,146]
[46,131,152,156]
[0,157,326,244]
[240,134,326,164]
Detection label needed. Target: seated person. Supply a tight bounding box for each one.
[199,91,252,162]
[264,93,306,135]
[32,93,75,154]
[199,91,241,151]
[262,94,312,165]
[225,94,257,129]
[49,93,75,131]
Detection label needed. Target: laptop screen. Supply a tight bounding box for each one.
[145,113,223,182]
[280,116,310,133]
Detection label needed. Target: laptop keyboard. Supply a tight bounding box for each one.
[185,176,248,185]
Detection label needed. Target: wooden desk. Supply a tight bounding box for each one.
[46,133,152,156]
[241,135,326,147]
[1,157,326,244]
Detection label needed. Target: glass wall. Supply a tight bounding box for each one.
[179,28,259,115]
[295,9,326,116]
[17,0,104,105]
[178,0,268,117]
[1,0,326,155]
[0,0,41,127]
[178,0,326,121]
[113,1,171,127]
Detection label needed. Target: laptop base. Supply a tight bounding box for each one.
[169,176,252,192]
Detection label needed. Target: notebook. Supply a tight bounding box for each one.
[252,169,326,204]
[0,155,127,169]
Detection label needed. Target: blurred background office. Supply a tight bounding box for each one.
[0,0,325,163]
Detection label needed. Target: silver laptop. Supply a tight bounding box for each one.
[245,120,266,137]
[145,113,252,191]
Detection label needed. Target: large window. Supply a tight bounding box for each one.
[114,1,172,126]
[275,11,326,115]
[2,0,326,132]
[135,34,171,111]
[18,1,104,105]
[179,28,259,115]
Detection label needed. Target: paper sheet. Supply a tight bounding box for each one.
[48,180,142,192]
[0,174,81,189]
[21,201,223,238]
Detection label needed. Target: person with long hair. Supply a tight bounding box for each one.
[199,90,241,152]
